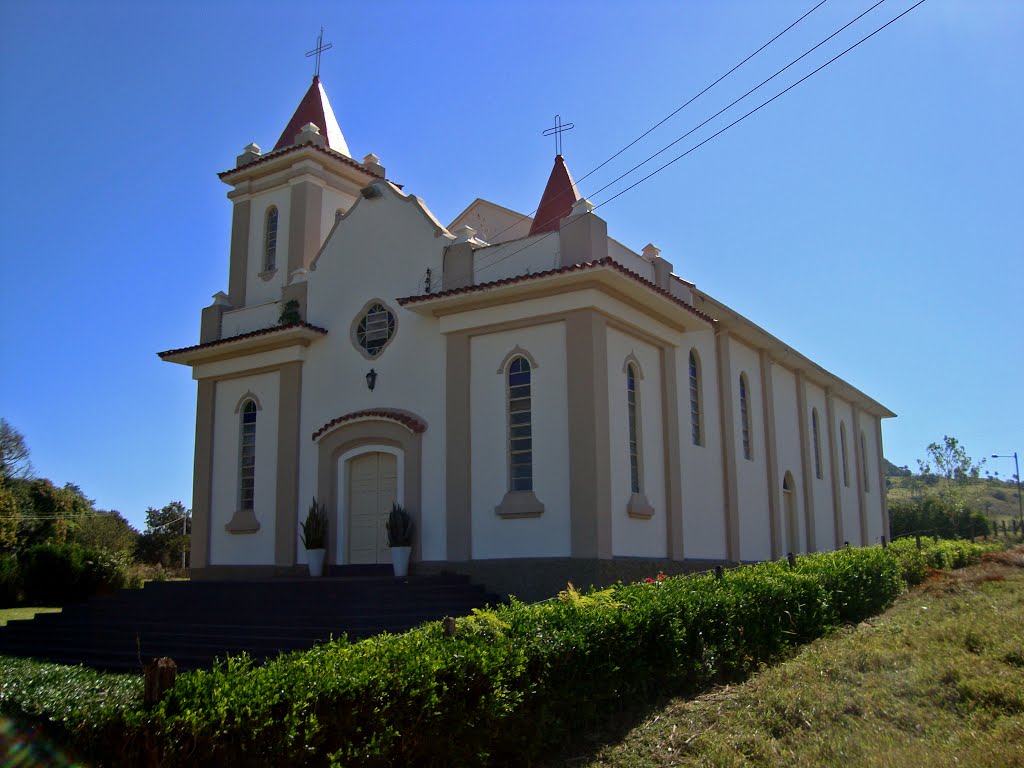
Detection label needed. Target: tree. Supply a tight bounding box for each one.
[917,435,985,484]
[136,501,191,568]
[0,418,33,482]
[71,510,139,557]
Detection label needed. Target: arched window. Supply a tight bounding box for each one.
[507,357,533,492]
[861,431,870,491]
[739,373,752,460]
[688,350,703,447]
[783,471,799,554]
[627,363,641,493]
[840,421,849,487]
[263,206,278,272]
[239,400,257,510]
[811,408,822,479]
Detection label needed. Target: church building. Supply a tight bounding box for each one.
[160,75,895,599]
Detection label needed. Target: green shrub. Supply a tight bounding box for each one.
[19,542,135,605]
[0,552,21,607]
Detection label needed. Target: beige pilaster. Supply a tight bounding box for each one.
[445,332,472,561]
[852,405,869,545]
[288,180,324,275]
[565,310,613,559]
[874,416,890,540]
[759,350,781,558]
[825,389,844,548]
[191,379,216,569]
[795,371,817,552]
[660,345,684,559]
[715,330,740,561]
[227,199,251,308]
[274,361,302,567]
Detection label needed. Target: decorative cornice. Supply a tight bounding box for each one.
[158,322,327,359]
[312,409,428,441]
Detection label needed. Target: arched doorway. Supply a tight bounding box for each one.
[783,471,799,554]
[347,451,398,564]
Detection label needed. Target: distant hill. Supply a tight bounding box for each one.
[884,461,1022,526]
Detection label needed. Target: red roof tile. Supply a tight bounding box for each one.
[312,409,427,441]
[274,76,349,153]
[158,322,327,358]
[396,257,716,324]
[528,155,580,236]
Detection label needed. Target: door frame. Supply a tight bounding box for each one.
[339,446,405,565]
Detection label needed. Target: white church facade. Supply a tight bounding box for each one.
[160,76,894,598]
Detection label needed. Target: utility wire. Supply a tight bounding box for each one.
[466,0,889,286]
[439,0,927,287]
[427,0,832,292]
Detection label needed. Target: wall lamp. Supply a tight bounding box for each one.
[366,368,377,391]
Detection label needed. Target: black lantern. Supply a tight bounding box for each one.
[366,368,377,391]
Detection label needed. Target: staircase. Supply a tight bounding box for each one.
[0,573,500,673]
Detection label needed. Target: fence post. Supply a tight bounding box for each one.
[715,565,723,581]
[787,552,797,569]
[881,535,887,549]
[916,535,921,550]
[144,657,177,708]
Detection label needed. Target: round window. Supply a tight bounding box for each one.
[355,302,396,357]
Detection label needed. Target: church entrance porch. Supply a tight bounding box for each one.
[348,451,398,564]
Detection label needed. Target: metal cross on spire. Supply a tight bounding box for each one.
[542,114,575,156]
[305,27,333,77]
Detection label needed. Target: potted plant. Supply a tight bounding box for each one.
[386,503,414,578]
[301,498,328,577]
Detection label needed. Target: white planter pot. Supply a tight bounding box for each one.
[391,546,411,578]
[307,548,326,578]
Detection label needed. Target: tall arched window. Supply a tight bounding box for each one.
[861,431,870,491]
[627,363,641,493]
[688,350,703,447]
[739,373,752,460]
[811,408,822,479]
[263,206,278,272]
[507,357,533,492]
[840,421,850,487]
[239,400,257,510]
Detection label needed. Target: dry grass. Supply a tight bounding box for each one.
[549,547,1024,768]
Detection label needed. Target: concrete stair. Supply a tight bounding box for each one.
[0,573,500,673]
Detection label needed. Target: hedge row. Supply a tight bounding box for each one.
[1,539,994,767]
[0,542,141,608]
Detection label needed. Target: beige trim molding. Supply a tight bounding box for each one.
[315,417,423,565]
[224,508,261,534]
[274,361,302,567]
[716,330,740,561]
[825,389,844,548]
[626,491,655,519]
[795,371,816,552]
[759,351,781,559]
[288,179,324,275]
[258,268,278,282]
[233,391,263,413]
[495,344,540,374]
[190,379,216,569]
[661,345,684,559]
[445,332,472,561]
[621,351,645,378]
[349,298,399,362]
[227,199,251,308]
[495,490,544,518]
[852,406,868,545]
[874,417,890,539]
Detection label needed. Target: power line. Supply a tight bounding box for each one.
[438,0,927,287]
[427,0,833,292]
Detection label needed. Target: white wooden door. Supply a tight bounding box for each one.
[348,452,398,564]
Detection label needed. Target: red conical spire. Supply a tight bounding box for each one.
[274,76,351,156]
[528,154,581,236]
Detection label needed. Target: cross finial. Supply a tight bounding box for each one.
[542,114,575,156]
[305,27,333,77]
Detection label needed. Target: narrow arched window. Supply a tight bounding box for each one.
[812,408,822,479]
[263,206,278,272]
[840,421,850,487]
[861,431,870,491]
[688,350,702,447]
[627,363,641,493]
[239,400,257,510]
[508,357,533,492]
[739,373,752,460]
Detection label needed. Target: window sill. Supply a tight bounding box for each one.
[495,490,544,519]
[626,492,655,519]
[225,508,261,534]
[258,268,278,282]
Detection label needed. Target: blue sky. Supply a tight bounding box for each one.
[1,1,1020,530]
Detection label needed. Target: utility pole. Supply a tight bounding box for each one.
[992,452,1023,535]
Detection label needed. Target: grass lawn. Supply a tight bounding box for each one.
[552,548,1024,768]
[0,607,62,627]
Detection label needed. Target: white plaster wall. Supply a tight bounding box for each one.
[805,382,836,551]
[245,189,291,306]
[860,415,884,544]
[833,398,862,546]
[471,235,560,284]
[221,301,281,338]
[607,328,667,558]
[209,371,279,565]
[469,323,571,559]
[449,200,534,245]
[771,365,806,553]
[297,187,450,563]
[608,239,655,282]
[729,340,772,561]
[678,331,727,560]
[319,187,359,245]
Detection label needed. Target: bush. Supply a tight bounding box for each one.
[19,542,136,605]
[0,552,21,607]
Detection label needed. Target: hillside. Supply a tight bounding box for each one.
[885,470,1021,527]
